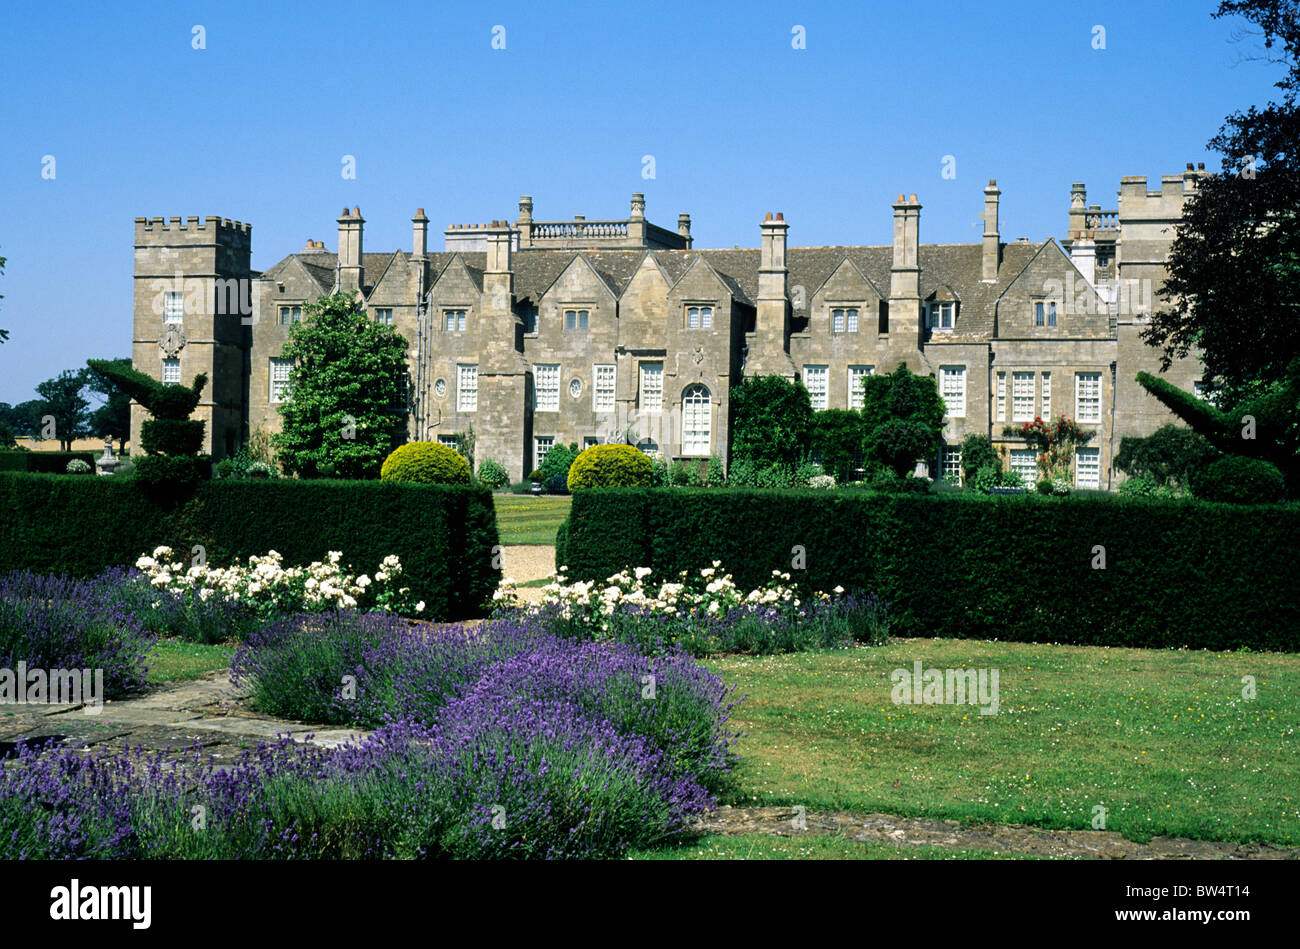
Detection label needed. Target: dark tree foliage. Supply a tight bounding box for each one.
[1114,424,1221,488]
[859,363,946,435]
[84,357,133,451]
[809,409,865,481]
[33,370,90,450]
[729,374,813,466]
[1144,1,1300,403]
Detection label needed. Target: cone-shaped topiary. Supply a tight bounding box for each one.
[380,441,471,485]
[566,444,653,490]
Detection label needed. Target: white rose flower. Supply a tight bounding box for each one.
[415,601,425,613]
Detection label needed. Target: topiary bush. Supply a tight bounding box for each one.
[567,444,653,490]
[380,442,471,486]
[1190,455,1285,504]
[139,419,205,456]
[476,458,509,490]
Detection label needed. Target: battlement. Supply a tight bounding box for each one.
[134,215,252,248]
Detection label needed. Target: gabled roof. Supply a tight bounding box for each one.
[260,237,1058,342]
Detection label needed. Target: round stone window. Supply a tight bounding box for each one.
[569,379,583,398]
[434,379,447,398]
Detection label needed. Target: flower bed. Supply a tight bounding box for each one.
[0,571,155,698]
[495,563,890,656]
[134,546,424,619]
[1,611,741,860]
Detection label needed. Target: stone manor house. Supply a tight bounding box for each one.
[129,167,1206,486]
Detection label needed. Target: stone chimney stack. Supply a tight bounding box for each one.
[982,179,1001,282]
[516,195,533,246]
[890,194,920,299]
[1071,231,1097,287]
[486,219,512,275]
[412,208,428,260]
[677,213,692,249]
[746,212,796,378]
[628,193,647,244]
[337,207,364,292]
[1068,183,1087,236]
[890,194,922,336]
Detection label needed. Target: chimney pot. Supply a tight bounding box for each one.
[897,194,905,203]
[775,212,784,221]
[764,212,772,221]
[909,194,918,203]
[353,207,360,217]
[416,208,425,216]
[1198,162,1205,170]
[1186,162,1195,170]
[989,178,997,186]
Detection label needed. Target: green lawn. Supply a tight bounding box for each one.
[695,639,1300,846]
[146,640,234,684]
[492,494,571,546]
[630,834,1043,860]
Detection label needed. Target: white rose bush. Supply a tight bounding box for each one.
[119,546,425,642]
[494,561,889,656]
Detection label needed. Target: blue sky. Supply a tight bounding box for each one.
[0,0,1287,402]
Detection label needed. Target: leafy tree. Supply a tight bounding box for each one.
[539,441,580,481]
[730,374,813,466]
[809,409,865,481]
[867,419,937,479]
[959,434,999,484]
[1136,365,1300,493]
[34,370,90,450]
[0,418,14,449]
[1114,423,1220,488]
[857,364,947,478]
[84,357,133,451]
[1143,1,1300,403]
[5,399,49,438]
[273,294,408,479]
[860,363,946,436]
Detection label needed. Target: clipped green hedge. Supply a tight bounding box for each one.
[555,488,1300,651]
[0,474,500,621]
[0,450,96,474]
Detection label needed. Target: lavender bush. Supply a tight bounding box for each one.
[0,571,154,698]
[93,566,261,644]
[0,709,724,859]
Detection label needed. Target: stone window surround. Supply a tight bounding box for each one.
[278,303,304,326]
[563,305,594,331]
[1032,298,1059,327]
[639,361,664,412]
[592,363,616,413]
[444,307,469,333]
[940,365,967,418]
[848,365,873,409]
[164,291,185,324]
[802,364,829,411]
[926,301,957,332]
[1075,446,1101,488]
[1075,371,1102,424]
[1011,370,1035,421]
[685,302,715,329]
[269,357,293,403]
[375,307,394,325]
[534,363,561,412]
[828,302,861,334]
[457,364,478,412]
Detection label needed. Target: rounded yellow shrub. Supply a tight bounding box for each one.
[566,444,653,490]
[380,441,471,485]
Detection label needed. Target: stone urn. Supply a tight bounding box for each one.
[95,439,121,476]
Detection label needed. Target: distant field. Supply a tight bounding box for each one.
[493,495,571,546]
